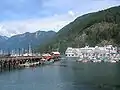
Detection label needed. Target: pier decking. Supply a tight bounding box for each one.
[0,56,43,71]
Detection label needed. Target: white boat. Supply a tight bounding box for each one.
[19,62,40,67]
[76,58,83,62]
[93,60,101,63]
[19,62,30,67]
[109,60,117,63]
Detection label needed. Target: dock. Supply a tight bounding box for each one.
[0,56,43,71]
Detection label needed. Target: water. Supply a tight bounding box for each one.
[0,58,120,90]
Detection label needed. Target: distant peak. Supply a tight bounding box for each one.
[0,35,8,39]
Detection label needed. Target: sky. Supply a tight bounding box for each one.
[0,0,120,37]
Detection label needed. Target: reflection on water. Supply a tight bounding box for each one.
[0,58,120,90]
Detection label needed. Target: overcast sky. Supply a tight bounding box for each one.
[0,0,120,37]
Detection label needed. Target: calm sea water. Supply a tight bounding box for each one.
[0,58,120,90]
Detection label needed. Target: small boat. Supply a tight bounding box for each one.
[43,59,54,65]
[19,62,30,67]
[82,60,88,63]
[76,58,83,62]
[19,62,40,67]
[109,60,117,63]
[93,60,101,63]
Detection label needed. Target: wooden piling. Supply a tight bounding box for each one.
[0,56,42,72]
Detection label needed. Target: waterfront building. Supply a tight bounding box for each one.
[65,45,118,58]
[65,47,80,57]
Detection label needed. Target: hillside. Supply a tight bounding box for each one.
[38,6,120,53]
[0,30,56,50]
[0,36,8,43]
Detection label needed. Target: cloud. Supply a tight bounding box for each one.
[0,0,119,37]
[68,10,75,17]
[0,13,79,37]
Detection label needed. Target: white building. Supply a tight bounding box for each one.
[65,47,80,57]
[65,45,117,57]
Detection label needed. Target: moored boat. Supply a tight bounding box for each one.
[19,62,40,67]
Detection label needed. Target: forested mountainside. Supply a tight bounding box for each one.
[38,6,120,53]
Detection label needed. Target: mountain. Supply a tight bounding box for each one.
[0,36,8,43]
[38,6,120,53]
[0,36,8,48]
[0,30,56,50]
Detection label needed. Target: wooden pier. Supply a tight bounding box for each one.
[0,56,43,71]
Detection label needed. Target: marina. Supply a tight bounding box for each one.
[0,1,119,90]
[65,45,120,63]
[0,46,120,90]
